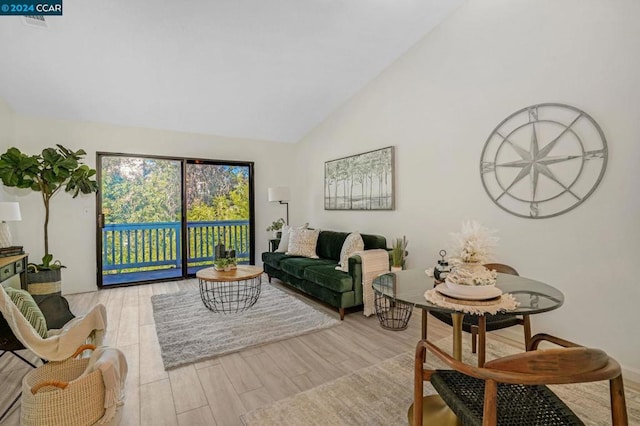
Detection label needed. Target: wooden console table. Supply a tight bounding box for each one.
[0,253,28,290]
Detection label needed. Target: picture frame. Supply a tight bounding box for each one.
[324,146,394,210]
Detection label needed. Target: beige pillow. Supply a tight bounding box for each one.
[276,223,308,253]
[286,228,320,258]
[335,232,365,272]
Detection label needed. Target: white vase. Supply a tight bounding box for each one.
[390,266,403,272]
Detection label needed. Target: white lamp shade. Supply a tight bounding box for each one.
[0,202,21,221]
[268,187,290,202]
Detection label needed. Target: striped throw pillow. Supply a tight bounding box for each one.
[5,287,48,338]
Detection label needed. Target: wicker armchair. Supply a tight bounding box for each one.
[430,263,531,364]
[409,333,629,426]
[0,294,75,421]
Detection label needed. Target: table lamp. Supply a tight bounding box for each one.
[268,186,290,225]
[0,202,22,248]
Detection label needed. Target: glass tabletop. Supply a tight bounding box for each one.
[372,268,564,315]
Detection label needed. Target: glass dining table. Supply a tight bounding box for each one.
[372,268,565,366]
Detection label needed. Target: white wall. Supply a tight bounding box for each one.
[0,100,13,132]
[0,99,23,288]
[0,98,16,195]
[295,0,640,375]
[5,113,294,295]
[0,99,17,209]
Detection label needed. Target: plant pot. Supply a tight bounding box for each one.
[390,266,403,272]
[224,265,232,272]
[27,268,62,296]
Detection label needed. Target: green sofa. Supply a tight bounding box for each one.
[262,230,390,320]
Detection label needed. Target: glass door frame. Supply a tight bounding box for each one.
[95,151,255,288]
[184,158,255,275]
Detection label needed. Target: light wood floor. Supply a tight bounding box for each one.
[1,278,637,425]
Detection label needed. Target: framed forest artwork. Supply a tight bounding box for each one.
[324,146,394,210]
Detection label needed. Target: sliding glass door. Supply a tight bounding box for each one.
[97,153,254,287]
[186,161,252,273]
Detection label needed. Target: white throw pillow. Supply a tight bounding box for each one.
[335,232,365,272]
[286,228,320,258]
[276,223,309,253]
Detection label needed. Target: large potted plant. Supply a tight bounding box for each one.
[0,145,98,294]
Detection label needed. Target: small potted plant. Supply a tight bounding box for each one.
[391,236,409,272]
[227,255,237,270]
[214,257,229,272]
[266,218,286,238]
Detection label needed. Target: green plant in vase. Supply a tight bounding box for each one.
[266,218,285,238]
[214,257,229,272]
[228,257,237,270]
[391,236,409,271]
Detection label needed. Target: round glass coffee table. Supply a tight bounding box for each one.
[373,268,565,426]
[196,265,263,313]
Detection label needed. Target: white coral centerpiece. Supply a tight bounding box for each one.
[446,220,499,287]
[449,220,499,265]
[446,264,498,286]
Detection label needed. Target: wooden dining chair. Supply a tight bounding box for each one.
[430,263,531,355]
[410,333,628,426]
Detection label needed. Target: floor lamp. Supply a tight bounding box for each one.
[0,202,22,248]
[268,187,290,225]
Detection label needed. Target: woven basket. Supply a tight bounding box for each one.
[21,345,105,426]
[27,268,62,296]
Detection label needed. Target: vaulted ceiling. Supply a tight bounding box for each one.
[0,0,463,143]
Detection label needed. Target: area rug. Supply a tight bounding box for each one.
[151,283,341,369]
[241,336,640,425]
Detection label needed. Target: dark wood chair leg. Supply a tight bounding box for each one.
[478,316,486,367]
[11,350,38,368]
[413,341,427,426]
[267,275,271,283]
[421,310,428,362]
[0,392,21,423]
[523,315,532,350]
[471,325,478,354]
[0,350,38,423]
[482,379,498,425]
[339,307,345,321]
[610,375,629,425]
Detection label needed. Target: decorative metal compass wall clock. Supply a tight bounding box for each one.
[480,103,607,219]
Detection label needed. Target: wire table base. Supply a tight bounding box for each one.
[196,266,264,313]
[374,291,413,331]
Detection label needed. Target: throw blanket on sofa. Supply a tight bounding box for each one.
[0,285,106,361]
[356,249,390,317]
